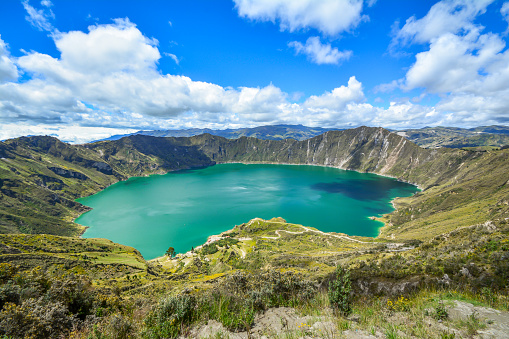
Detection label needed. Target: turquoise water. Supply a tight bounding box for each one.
[76,164,419,259]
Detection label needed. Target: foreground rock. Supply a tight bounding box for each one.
[180,301,509,339]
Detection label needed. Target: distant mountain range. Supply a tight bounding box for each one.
[94,124,509,149]
[95,124,336,142]
[395,126,509,149]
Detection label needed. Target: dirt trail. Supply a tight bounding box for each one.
[259,220,369,244]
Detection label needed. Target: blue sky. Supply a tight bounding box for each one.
[1,0,509,142]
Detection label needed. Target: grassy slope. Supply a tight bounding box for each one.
[0,137,118,235]
[151,215,509,295]
[0,233,146,281]
[382,149,509,240]
[400,126,509,148]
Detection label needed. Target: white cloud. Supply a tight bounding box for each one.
[502,2,509,30]
[0,19,290,132]
[404,30,506,93]
[0,123,137,144]
[22,0,55,32]
[164,52,180,65]
[384,0,509,126]
[55,18,160,75]
[304,76,364,110]
[234,0,364,36]
[2,14,508,143]
[0,37,18,82]
[40,0,53,7]
[371,101,437,128]
[392,0,493,46]
[288,37,352,65]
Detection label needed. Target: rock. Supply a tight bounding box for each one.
[92,161,113,175]
[347,313,361,322]
[459,267,472,278]
[183,320,243,339]
[480,220,497,232]
[439,273,451,286]
[342,329,382,338]
[48,166,89,180]
[448,301,509,338]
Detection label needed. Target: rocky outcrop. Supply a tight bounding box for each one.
[91,161,113,175]
[48,167,89,180]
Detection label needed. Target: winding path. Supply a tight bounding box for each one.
[256,219,369,244]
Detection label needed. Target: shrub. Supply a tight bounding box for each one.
[434,301,448,321]
[45,275,95,319]
[0,298,74,339]
[105,313,135,339]
[143,294,196,339]
[328,265,352,316]
[200,243,219,255]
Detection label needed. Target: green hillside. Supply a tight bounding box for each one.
[398,126,509,149]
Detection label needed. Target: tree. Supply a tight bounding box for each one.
[166,247,175,258]
[328,265,352,316]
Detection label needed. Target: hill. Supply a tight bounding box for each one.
[397,126,509,149]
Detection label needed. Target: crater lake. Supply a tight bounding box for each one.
[75,163,419,259]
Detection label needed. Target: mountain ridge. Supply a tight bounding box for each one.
[92,124,509,149]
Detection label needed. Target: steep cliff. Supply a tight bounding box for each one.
[185,126,481,189]
[0,127,507,239]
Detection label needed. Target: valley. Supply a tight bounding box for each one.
[0,126,508,338]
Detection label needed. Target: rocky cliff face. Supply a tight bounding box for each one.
[0,127,505,237]
[186,126,480,189]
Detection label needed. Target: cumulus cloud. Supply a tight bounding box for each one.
[0,37,18,82]
[288,37,352,65]
[392,0,493,46]
[22,0,55,32]
[386,0,509,125]
[404,30,506,93]
[2,12,507,143]
[234,0,364,36]
[304,76,364,110]
[55,18,160,75]
[0,19,291,133]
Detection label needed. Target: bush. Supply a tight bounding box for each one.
[143,294,196,339]
[200,243,218,255]
[328,265,352,316]
[0,298,74,339]
[45,275,94,319]
[105,313,135,339]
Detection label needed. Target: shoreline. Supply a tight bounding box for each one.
[75,161,421,259]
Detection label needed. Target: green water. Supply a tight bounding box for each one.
[76,163,419,259]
